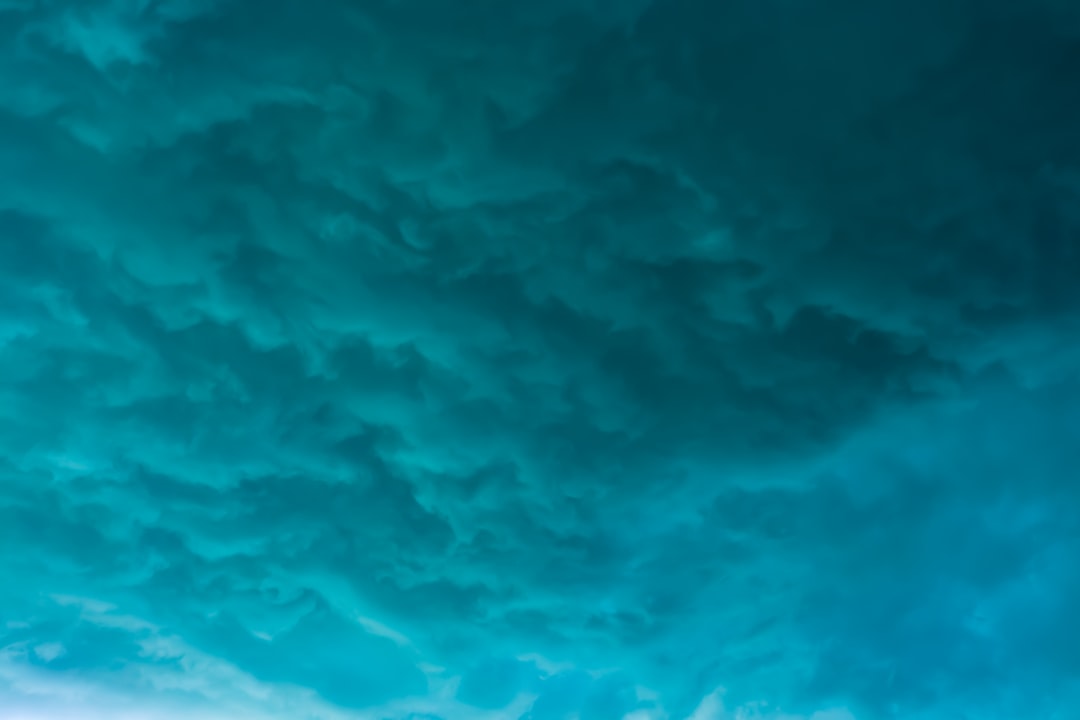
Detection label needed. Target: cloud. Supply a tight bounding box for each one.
[1,0,1079,718]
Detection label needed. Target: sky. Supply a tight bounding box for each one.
[1,0,1079,718]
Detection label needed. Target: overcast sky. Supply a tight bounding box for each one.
[1,1,1079,719]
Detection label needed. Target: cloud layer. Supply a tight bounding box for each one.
[1,0,1079,718]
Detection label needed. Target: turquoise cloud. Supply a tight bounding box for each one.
[1,1,1079,718]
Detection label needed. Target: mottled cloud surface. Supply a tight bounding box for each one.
[1,0,1079,718]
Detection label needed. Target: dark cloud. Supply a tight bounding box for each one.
[1,0,1079,718]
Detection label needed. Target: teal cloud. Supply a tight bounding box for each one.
[1,1,1079,719]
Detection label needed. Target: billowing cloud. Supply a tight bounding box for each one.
[1,0,1079,718]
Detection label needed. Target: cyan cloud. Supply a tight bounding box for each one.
[1,0,1079,718]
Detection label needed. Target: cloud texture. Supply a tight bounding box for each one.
[1,0,1079,718]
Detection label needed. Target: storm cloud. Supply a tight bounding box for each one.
[1,0,1079,718]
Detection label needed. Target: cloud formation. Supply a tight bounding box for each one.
[1,0,1079,718]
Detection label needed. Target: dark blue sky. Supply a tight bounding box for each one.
[1,1,1079,718]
